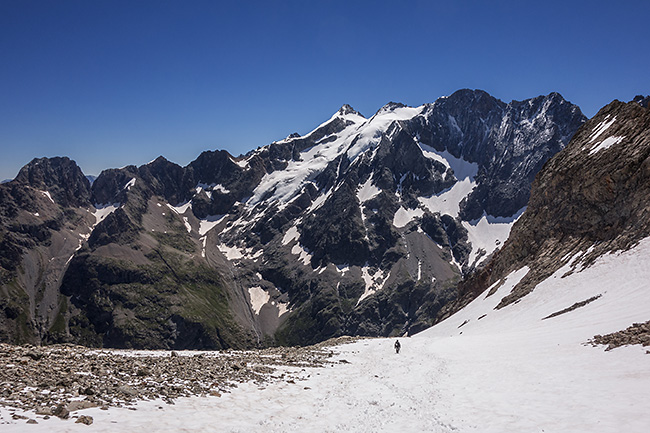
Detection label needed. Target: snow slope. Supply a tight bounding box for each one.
[3,227,649,433]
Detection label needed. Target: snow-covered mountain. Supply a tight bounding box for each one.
[0,89,586,348]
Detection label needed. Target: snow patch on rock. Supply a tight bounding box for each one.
[291,244,313,266]
[282,226,300,246]
[589,136,625,155]
[248,286,270,315]
[92,203,120,227]
[198,215,226,236]
[393,206,424,228]
[462,207,526,267]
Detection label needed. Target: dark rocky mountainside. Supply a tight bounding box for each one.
[0,89,587,348]
[439,97,650,322]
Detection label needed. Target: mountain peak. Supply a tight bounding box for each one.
[375,101,408,115]
[14,156,91,206]
[337,104,363,117]
[147,155,169,166]
[632,94,650,108]
[447,88,493,101]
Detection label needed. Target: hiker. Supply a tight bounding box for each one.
[394,339,401,354]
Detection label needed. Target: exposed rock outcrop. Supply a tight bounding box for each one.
[439,98,650,322]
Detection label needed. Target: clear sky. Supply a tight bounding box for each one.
[1,0,648,181]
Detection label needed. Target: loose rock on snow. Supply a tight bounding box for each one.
[0,337,359,424]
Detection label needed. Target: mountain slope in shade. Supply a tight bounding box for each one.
[0,90,586,348]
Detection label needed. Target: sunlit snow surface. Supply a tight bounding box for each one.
[417,143,479,219]
[39,190,55,204]
[589,116,617,144]
[247,286,270,315]
[589,135,625,155]
[197,214,226,236]
[393,206,424,227]
[5,237,649,432]
[462,207,526,267]
[248,109,366,205]
[92,203,120,226]
[248,105,426,206]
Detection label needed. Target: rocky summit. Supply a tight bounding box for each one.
[0,89,587,349]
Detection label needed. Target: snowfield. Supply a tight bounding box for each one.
[3,238,650,432]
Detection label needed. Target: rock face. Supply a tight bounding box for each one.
[13,157,92,207]
[0,90,587,348]
[440,98,650,322]
[0,158,94,344]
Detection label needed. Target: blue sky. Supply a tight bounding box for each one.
[1,0,648,180]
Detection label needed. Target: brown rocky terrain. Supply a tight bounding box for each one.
[0,337,358,425]
[590,320,650,351]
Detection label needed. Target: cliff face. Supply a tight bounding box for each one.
[0,158,94,344]
[441,99,650,320]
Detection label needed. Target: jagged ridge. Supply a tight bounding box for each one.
[0,89,587,348]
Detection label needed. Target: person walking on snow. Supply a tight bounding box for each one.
[394,339,401,354]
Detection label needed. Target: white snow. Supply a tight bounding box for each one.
[166,201,192,215]
[166,202,193,233]
[217,244,244,260]
[462,207,526,266]
[92,203,120,226]
[196,183,230,196]
[357,177,381,203]
[418,178,475,219]
[291,243,312,266]
[589,135,625,155]
[39,190,54,204]
[418,143,478,181]
[306,188,333,213]
[198,215,226,236]
[588,116,617,143]
[276,301,290,317]
[232,156,249,168]
[335,264,350,274]
[3,238,650,432]
[392,206,424,228]
[248,104,424,206]
[346,105,424,160]
[123,178,136,190]
[357,267,389,305]
[213,184,229,194]
[248,286,270,315]
[417,143,478,218]
[248,110,365,205]
[281,225,300,246]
